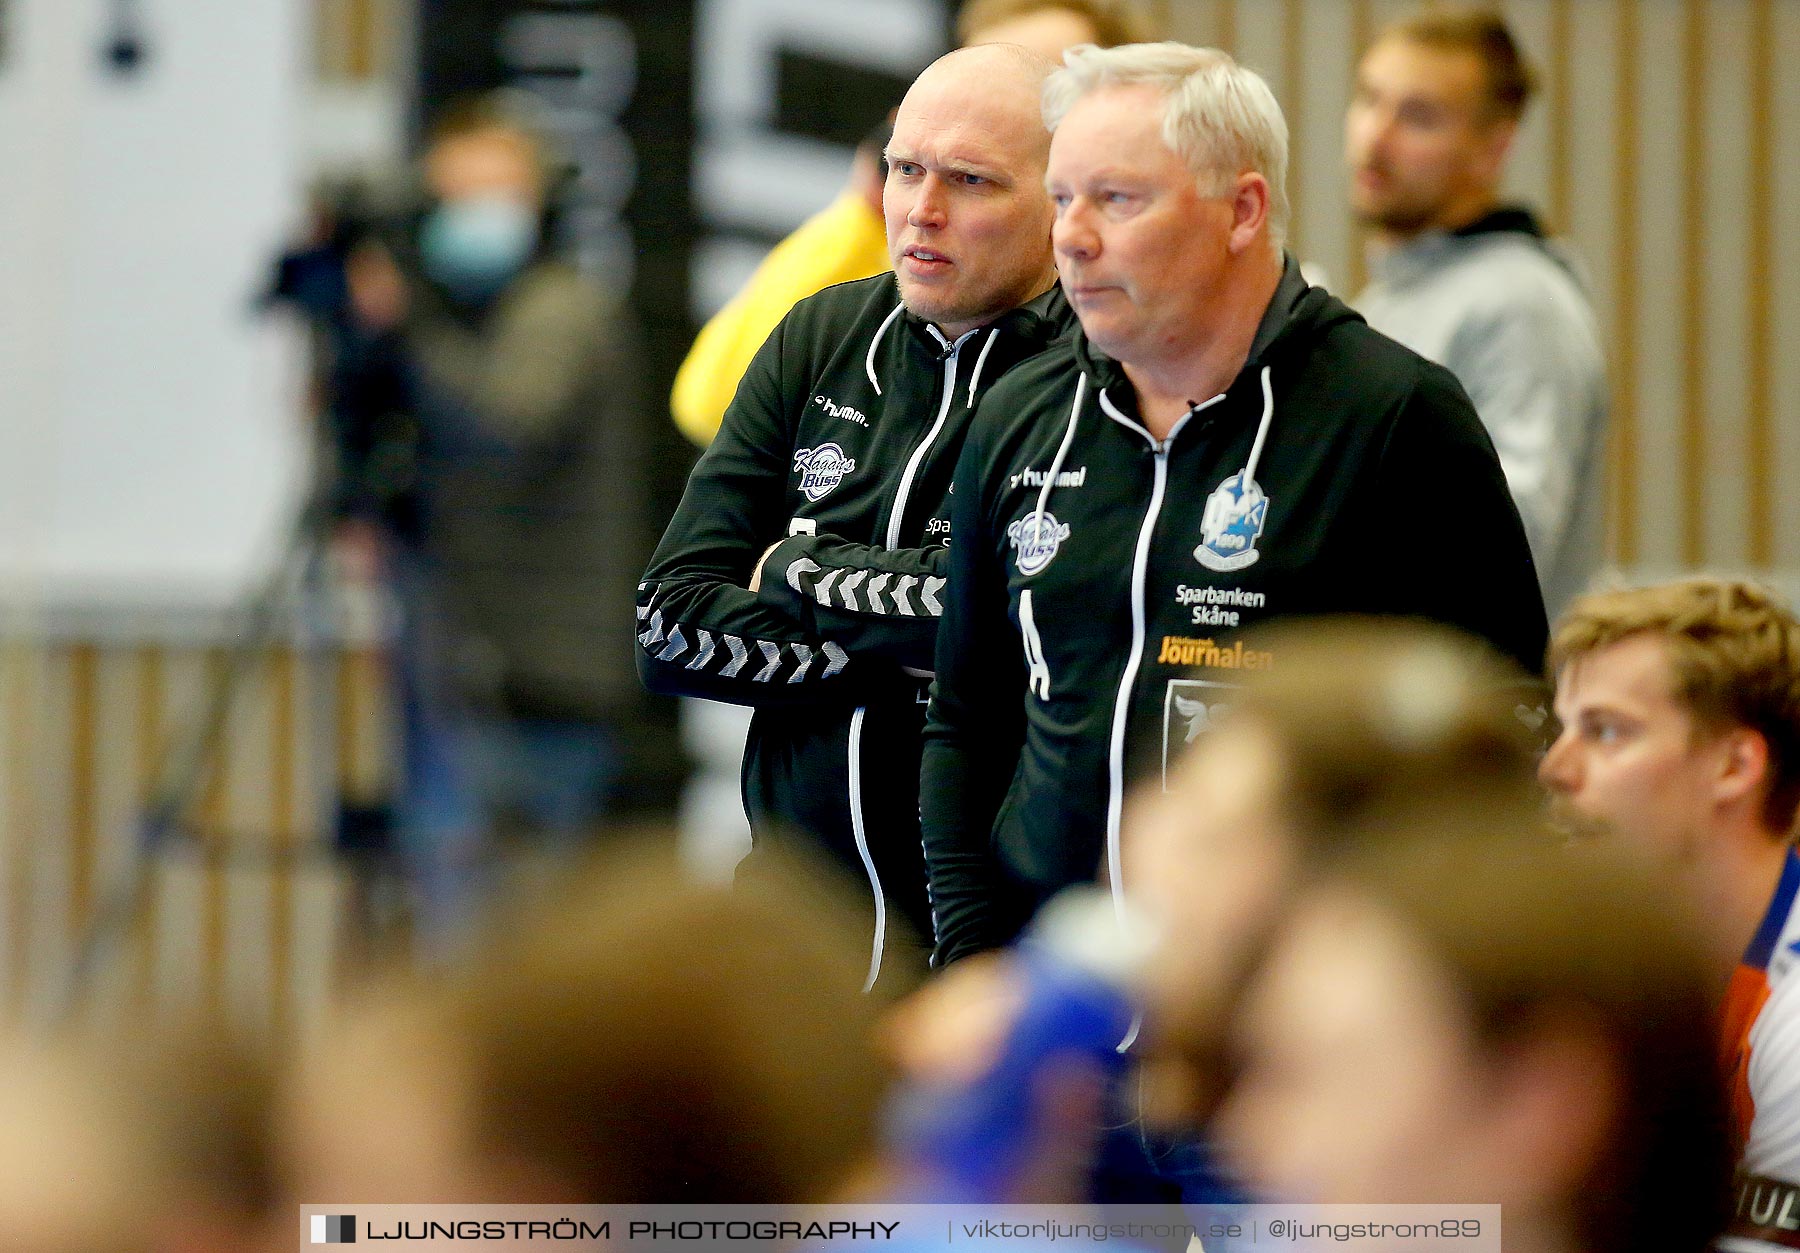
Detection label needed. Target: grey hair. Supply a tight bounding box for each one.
[1043,41,1290,247]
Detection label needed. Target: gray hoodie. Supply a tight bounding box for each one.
[1356,207,1607,619]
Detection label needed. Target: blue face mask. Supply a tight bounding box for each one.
[419,195,539,301]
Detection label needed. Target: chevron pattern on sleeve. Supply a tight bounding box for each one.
[636,584,854,685]
[795,564,948,618]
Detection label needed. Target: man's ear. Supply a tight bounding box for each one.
[1713,726,1773,811]
[1228,172,1271,254]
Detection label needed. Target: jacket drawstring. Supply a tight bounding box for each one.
[1029,372,1087,543]
[865,302,905,395]
[965,327,1001,408]
[1241,366,1275,489]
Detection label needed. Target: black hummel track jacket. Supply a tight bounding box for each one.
[639,273,1074,986]
[921,265,1548,966]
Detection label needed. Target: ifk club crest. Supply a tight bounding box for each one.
[1195,471,1268,572]
[793,443,857,502]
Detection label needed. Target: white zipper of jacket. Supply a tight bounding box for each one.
[849,325,976,993]
[1096,388,1225,941]
[885,326,978,550]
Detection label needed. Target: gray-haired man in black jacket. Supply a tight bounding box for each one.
[922,42,1548,968]
[639,43,1077,991]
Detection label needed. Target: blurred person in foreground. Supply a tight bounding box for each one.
[0,1026,280,1253]
[1125,620,1544,1130]
[1539,578,1800,1245]
[1219,837,1732,1253]
[669,0,1155,449]
[319,93,651,940]
[921,41,1545,973]
[639,44,1075,993]
[893,621,1544,1204]
[285,842,890,1203]
[1348,8,1606,616]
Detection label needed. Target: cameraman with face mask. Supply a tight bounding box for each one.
[318,92,651,944]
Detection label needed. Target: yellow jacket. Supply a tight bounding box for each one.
[670,192,889,446]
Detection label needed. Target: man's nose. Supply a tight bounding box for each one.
[908,175,948,229]
[1537,733,1579,793]
[1348,104,1389,161]
[1053,201,1097,259]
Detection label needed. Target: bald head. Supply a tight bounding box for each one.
[897,44,1058,171]
[884,44,1060,337]
[930,39,1061,89]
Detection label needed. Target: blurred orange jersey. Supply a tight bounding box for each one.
[1725,852,1800,1180]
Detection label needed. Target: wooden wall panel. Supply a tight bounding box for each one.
[1772,0,1800,573]
[0,634,381,1035]
[1699,0,1755,566]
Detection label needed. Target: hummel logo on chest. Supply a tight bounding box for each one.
[1009,465,1088,490]
[813,394,869,427]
